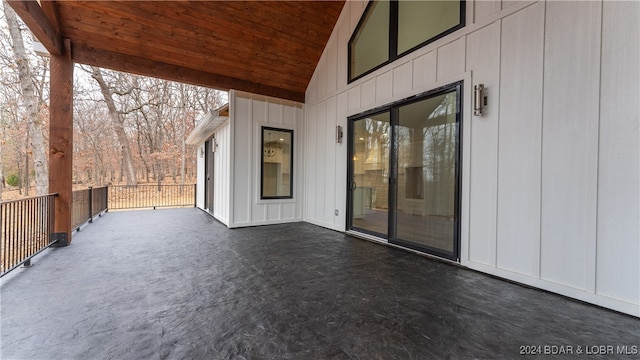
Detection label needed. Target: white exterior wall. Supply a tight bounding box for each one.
[229,90,305,228]
[193,121,231,226]
[304,0,639,316]
[195,144,206,210]
[212,120,231,226]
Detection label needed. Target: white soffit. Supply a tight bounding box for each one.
[186,104,229,145]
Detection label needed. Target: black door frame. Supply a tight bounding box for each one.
[347,81,463,261]
[346,106,392,239]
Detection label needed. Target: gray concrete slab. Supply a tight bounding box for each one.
[1,208,638,360]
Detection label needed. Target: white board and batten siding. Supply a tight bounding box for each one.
[304,0,639,316]
[597,1,640,308]
[212,120,231,226]
[195,143,206,210]
[229,90,305,228]
[192,120,231,226]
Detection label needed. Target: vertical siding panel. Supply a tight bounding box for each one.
[316,102,328,221]
[361,79,376,108]
[337,21,350,91]
[305,105,318,221]
[496,3,544,276]
[296,105,305,220]
[540,1,601,291]
[252,98,266,123]
[283,105,295,128]
[335,91,349,229]
[466,22,501,266]
[282,203,296,220]
[267,203,280,221]
[233,97,252,224]
[214,122,231,225]
[327,37,338,94]
[318,55,328,99]
[325,97,338,224]
[348,85,361,113]
[196,143,205,209]
[413,51,437,90]
[375,71,393,103]
[596,0,640,305]
[307,73,318,105]
[268,102,283,126]
[222,123,230,223]
[474,0,501,24]
[216,125,223,222]
[436,38,465,81]
[393,61,413,97]
[502,0,535,12]
[252,99,267,222]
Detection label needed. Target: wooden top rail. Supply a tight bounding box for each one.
[0,193,59,206]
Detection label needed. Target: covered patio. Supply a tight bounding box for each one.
[5,0,639,317]
[2,209,638,359]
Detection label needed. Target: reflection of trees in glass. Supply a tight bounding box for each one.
[396,126,412,169]
[363,115,390,177]
[396,91,456,183]
[423,92,456,183]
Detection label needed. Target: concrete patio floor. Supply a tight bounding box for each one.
[1,208,638,360]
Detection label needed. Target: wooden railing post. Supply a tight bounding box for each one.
[49,39,73,246]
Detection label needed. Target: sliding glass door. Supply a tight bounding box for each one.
[348,82,461,260]
[349,112,390,236]
[394,89,460,258]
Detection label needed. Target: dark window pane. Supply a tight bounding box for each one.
[349,1,390,80]
[261,127,293,199]
[398,1,462,54]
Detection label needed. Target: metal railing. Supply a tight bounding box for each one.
[72,186,108,231]
[108,184,196,210]
[1,194,57,277]
[1,184,194,277]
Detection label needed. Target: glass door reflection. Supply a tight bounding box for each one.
[347,82,461,261]
[393,90,459,257]
[350,112,390,236]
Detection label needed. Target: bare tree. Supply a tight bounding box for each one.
[90,66,138,186]
[179,83,187,185]
[0,112,4,199]
[0,91,25,195]
[73,91,115,186]
[2,12,226,199]
[4,1,48,195]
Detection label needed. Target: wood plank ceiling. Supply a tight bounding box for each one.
[9,1,345,102]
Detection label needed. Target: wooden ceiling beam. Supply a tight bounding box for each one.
[72,44,306,103]
[6,0,62,56]
[61,15,311,85]
[38,0,61,35]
